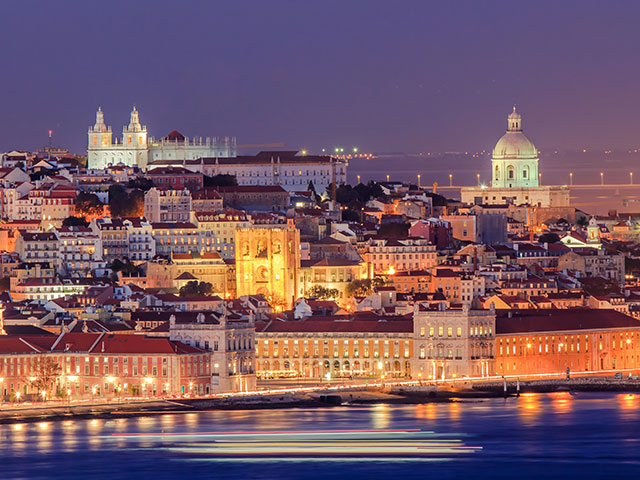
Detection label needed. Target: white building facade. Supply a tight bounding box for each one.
[88,107,236,170]
[461,107,569,208]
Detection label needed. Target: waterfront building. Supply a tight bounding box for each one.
[169,311,256,392]
[495,309,640,375]
[413,305,496,379]
[87,107,236,170]
[255,312,414,379]
[0,332,213,400]
[235,227,301,309]
[461,107,569,207]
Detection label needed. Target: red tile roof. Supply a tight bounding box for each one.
[496,309,640,335]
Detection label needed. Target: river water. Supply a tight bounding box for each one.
[1,392,639,479]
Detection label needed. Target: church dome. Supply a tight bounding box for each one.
[492,107,538,160]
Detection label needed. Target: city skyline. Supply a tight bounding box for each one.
[3,1,640,155]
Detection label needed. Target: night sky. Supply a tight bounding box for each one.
[1,0,639,155]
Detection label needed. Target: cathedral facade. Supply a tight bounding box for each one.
[461,107,569,208]
[87,107,236,170]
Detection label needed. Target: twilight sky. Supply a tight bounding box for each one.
[1,0,639,155]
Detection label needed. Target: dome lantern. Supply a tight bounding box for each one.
[507,105,522,132]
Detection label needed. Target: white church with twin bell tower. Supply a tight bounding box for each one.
[88,106,236,170]
[461,107,569,207]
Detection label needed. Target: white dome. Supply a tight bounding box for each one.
[492,131,538,160]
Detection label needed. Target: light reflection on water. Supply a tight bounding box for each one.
[0,392,638,479]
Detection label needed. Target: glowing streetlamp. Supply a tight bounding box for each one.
[600,172,604,185]
[417,174,421,187]
[449,173,453,187]
[476,173,480,186]
[631,172,634,185]
[569,172,573,185]
[538,173,542,185]
[386,174,390,182]
[357,174,361,184]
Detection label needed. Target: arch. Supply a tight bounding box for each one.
[323,360,330,371]
[522,165,529,179]
[283,361,290,370]
[333,360,340,371]
[343,360,351,370]
[507,165,515,179]
[273,360,280,371]
[393,360,401,372]
[353,360,361,372]
[494,165,500,180]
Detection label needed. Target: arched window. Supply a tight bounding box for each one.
[507,165,515,179]
[523,166,529,179]
[495,165,500,180]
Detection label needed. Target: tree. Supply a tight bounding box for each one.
[126,177,154,191]
[62,216,89,227]
[306,286,339,300]
[75,192,104,217]
[179,281,214,297]
[345,277,386,297]
[109,184,144,217]
[203,174,238,187]
[538,232,561,244]
[378,222,410,238]
[110,259,142,277]
[29,356,61,399]
[266,292,288,312]
[581,277,620,296]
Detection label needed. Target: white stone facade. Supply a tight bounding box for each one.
[87,107,236,170]
[413,306,495,379]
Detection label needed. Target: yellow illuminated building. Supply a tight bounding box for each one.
[235,227,300,309]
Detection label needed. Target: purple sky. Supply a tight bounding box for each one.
[1,0,639,155]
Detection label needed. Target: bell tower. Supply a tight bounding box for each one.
[122,106,149,169]
[88,107,113,169]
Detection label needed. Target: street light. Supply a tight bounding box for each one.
[386,174,390,182]
[569,172,573,185]
[631,172,634,185]
[357,174,361,184]
[449,173,453,187]
[476,173,480,186]
[600,172,604,185]
[417,174,421,187]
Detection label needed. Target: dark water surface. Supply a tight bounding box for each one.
[2,392,639,479]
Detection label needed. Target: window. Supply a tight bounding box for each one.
[457,327,462,337]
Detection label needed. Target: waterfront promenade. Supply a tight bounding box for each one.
[1,368,640,424]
